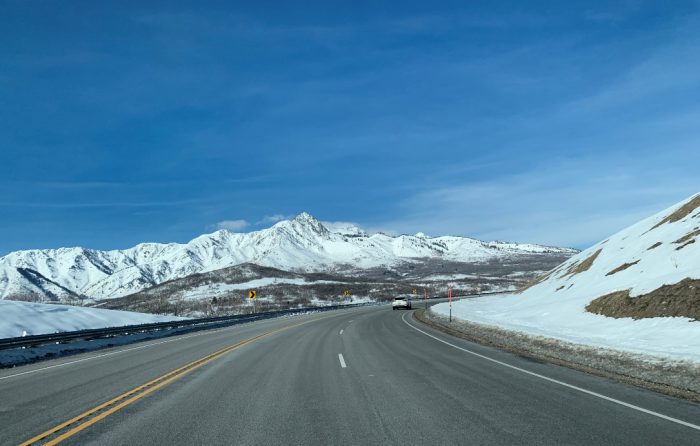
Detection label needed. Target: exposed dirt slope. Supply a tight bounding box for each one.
[586,278,700,320]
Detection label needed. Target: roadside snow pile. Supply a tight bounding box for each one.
[433,293,700,362]
[433,192,700,362]
[0,300,183,339]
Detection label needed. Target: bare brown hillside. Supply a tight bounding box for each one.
[586,278,700,320]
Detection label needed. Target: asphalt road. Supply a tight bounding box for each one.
[1,304,698,445]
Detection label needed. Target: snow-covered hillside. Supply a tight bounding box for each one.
[433,193,700,362]
[0,213,575,302]
[0,300,182,339]
[517,192,700,311]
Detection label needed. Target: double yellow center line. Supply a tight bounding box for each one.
[20,317,319,445]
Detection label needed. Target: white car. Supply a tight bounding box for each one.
[392,296,412,310]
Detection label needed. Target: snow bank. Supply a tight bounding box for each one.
[432,295,700,362]
[0,300,183,339]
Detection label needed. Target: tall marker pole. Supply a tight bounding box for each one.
[424,288,428,310]
[449,286,453,322]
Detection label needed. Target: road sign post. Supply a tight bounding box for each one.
[248,290,257,314]
[424,288,428,310]
[448,286,452,322]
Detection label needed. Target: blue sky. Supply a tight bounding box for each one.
[2,0,699,254]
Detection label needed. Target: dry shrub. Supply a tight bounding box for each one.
[650,194,700,230]
[674,229,700,246]
[562,249,602,278]
[676,240,696,251]
[517,269,555,293]
[606,260,640,276]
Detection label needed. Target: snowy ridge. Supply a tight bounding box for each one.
[518,192,700,300]
[0,212,575,302]
[433,193,700,362]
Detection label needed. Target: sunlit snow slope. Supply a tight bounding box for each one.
[433,193,700,361]
[0,300,182,339]
[518,192,700,302]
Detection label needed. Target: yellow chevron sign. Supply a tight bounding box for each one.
[248,290,257,299]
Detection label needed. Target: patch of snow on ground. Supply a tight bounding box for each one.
[0,300,183,339]
[432,295,700,362]
[181,278,343,300]
[348,296,375,304]
[421,274,478,281]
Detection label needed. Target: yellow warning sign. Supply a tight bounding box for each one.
[248,290,257,299]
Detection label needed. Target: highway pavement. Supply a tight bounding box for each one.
[1,304,698,445]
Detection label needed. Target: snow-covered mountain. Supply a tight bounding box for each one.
[433,192,700,361]
[0,212,575,302]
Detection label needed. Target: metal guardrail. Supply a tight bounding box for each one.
[0,302,380,351]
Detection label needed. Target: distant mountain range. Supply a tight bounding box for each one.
[0,212,576,303]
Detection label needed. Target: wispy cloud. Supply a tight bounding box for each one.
[572,18,700,114]
[0,200,199,209]
[376,154,698,248]
[213,220,250,232]
[321,220,361,232]
[364,14,700,249]
[256,214,291,225]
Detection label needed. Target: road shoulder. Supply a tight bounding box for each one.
[413,309,700,402]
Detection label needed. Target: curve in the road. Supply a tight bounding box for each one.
[402,312,700,432]
[3,305,699,446]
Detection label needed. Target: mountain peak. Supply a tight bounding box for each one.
[280,212,330,237]
[293,212,318,223]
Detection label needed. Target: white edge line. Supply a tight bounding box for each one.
[402,313,700,432]
[338,353,347,368]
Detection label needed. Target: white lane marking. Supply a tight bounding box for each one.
[339,329,344,335]
[402,313,700,432]
[0,313,327,382]
[338,353,347,368]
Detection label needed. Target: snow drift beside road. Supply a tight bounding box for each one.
[433,193,700,362]
[433,293,700,362]
[0,300,183,339]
